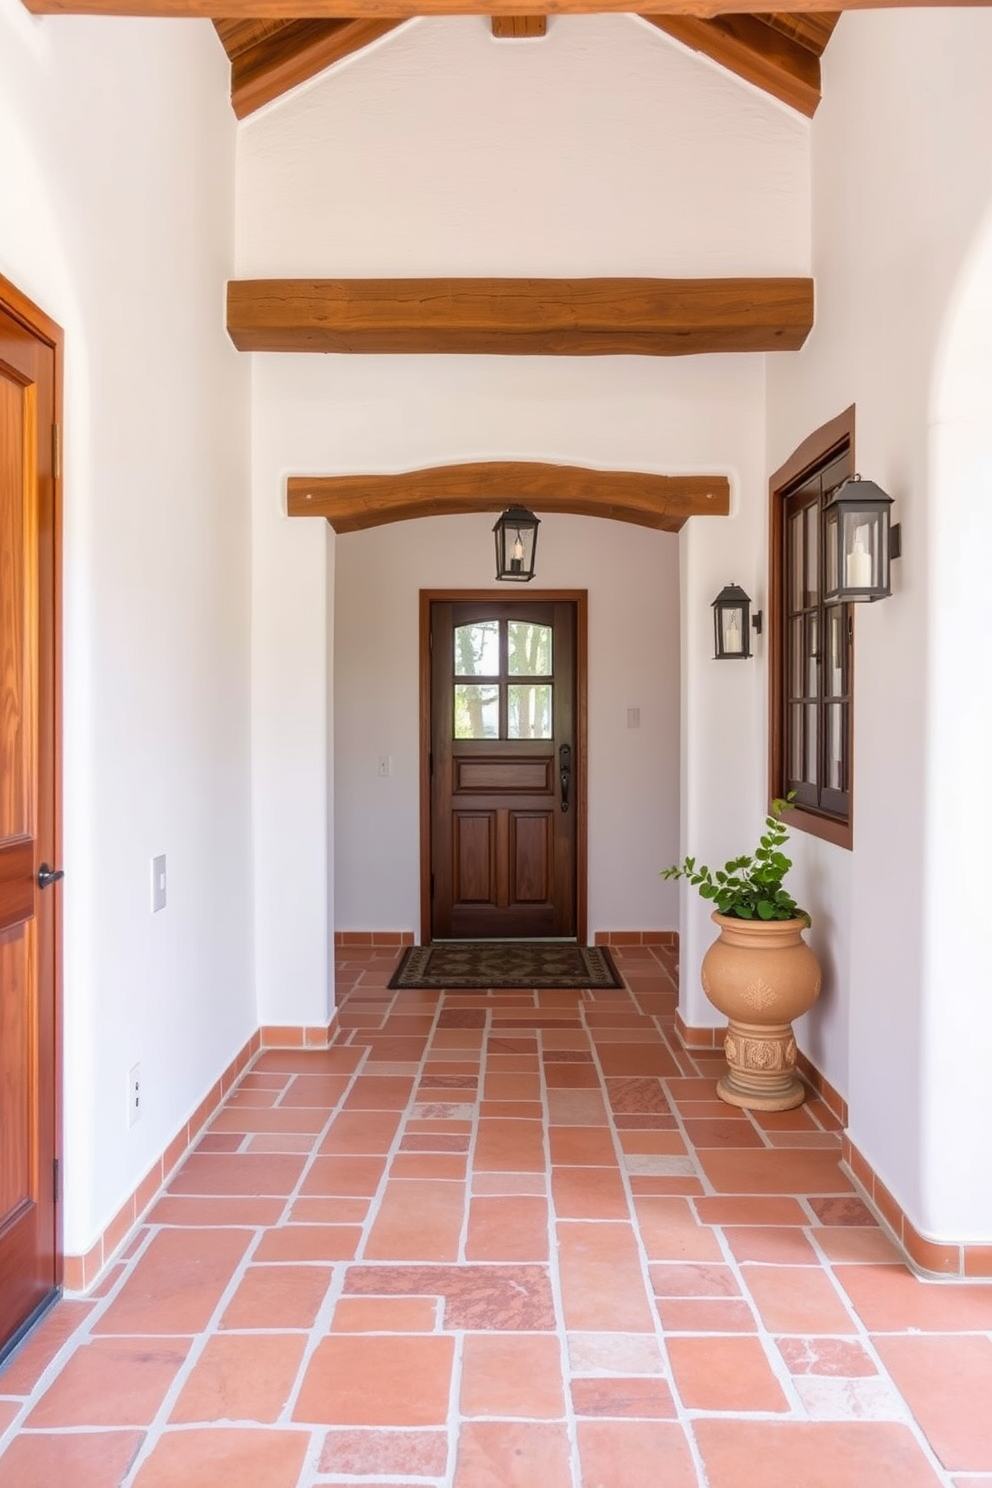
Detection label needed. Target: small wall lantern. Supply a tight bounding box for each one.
[824,475,898,603]
[494,505,540,582]
[712,583,760,660]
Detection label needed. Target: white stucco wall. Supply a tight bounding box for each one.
[249,350,769,1017]
[236,15,810,278]
[241,17,796,1024]
[766,7,992,1238]
[0,3,253,1254]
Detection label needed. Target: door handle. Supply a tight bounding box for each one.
[38,863,65,889]
[559,744,571,813]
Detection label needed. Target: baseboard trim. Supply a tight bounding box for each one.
[335,931,415,947]
[676,1017,990,1279]
[593,930,678,947]
[63,1016,338,1294]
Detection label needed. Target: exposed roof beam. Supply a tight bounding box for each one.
[643,12,823,116]
[20,0,980,19]
[287,461,731,532]
[218,17,401,116]
[227,277,815,356]
[491,15,547,34]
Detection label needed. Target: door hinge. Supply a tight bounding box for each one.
[52,423,61,482]
[53,1157,60,1205]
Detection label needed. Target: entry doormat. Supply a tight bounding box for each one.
[388,941,625,991]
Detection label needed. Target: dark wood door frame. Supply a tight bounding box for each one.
[420,589,588,946]
[0,271,64,1360]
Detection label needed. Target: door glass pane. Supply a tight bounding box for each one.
[806,614,819,696]
[454,622,499,677]
[805,704,818,784]
[789,704,803,780]
[454,685,499,739]
[805,505,819,605]
[508,685,552,739]
[789,512,804,611]
[788,618,804,698]
[828,609,846,698]
[827,704,846,790]
[507,622,552,677]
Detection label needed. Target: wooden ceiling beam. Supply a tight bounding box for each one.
[491,15,547,35]
[643,12,822,116]
[287,461,731,533]
[226,277,815,356]
[223,17,401,117]
[20,0,980,19]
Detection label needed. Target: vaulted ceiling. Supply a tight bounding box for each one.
[212,10,838,118]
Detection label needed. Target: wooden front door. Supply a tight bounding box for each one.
[0,282,62,1358]
[427,594,585,940]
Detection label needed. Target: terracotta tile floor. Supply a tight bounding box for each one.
[2,943,991,1487]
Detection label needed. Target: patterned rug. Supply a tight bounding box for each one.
[388,941,625,991]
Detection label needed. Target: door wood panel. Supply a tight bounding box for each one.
[0,282,62,1359]
[426,594,586,941]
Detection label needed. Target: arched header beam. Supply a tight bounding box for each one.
[287,461,730,533]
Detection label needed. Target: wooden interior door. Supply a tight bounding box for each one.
[0,283,62,1359]
[429,596,582,940]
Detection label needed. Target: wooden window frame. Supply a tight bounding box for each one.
[768,406,855,851]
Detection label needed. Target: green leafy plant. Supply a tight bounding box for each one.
[661,795,808,923]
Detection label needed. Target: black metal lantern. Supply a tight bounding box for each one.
[493,505,540,582]
[712,583,754,660]
[823,475,896,603]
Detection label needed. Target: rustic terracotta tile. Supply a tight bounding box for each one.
[814,1228,902,1264]
[474,1118,546,1172]
[809,1197,879,1227]
[331,1296,439,1332]
[693,1196,809,1226]
[557,1221,656,1332]
[0,1301,95,1394]
[873,1335,992,1470]
[776,1337,878,1377]
[220,1265,332,1330]
[604,1077,672,1114]
[0,1431,145,1488]
[649,1263,741,1299]
[253,1225,363,1262]
[682,1118,766,1149]
[170,1334,306,1423]
[633,1198,725,1262]
[364,1178,466,1261]
[668,1335,789,1412]
[577,1420,698,1488]
[723,1226,820,1265]
[567,1331,665,1375]
[697,1148,854,1196]
[343,1263,556,1330]
[147,1196,285,1227]
[460,1334,565,1417]
[286,1196,369,1224]
[655,1297,758,1332]
[552,1165,630,1221]
[453,1421,573,1488]
[836,1265,992,1333]
[166,1153,306,1197]
[93,1229,252,1335]
[210,1106,327,1134]
[26,1338,189,1427]
[341,1076,415,1110]
[743,1263,858,1335]
[318,1427,449,1476]
[548,1126,618,1166]
[293,1334,454,1425]
[545,1088,610,1124]
[571,1376,677,1417]
[300,1154,387,1197]
[694,1420,947,1488]
[318,1110,402,1154]
[132,1427,309,1487]
[465,1195,550,1260]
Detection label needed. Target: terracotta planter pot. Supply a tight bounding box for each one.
[701,911,822,1111]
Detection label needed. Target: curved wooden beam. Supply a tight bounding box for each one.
[287,462,730,533]
[21,0,976,18]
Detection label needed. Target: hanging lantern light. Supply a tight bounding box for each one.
[493,506,540,582]
[823,475,897,603]
[712,583,756,660]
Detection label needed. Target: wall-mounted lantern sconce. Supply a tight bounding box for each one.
[712,583,761,660]
[494,505,540,582]
[824,475,899,603]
